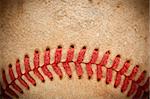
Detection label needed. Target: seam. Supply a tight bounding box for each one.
[1,45,149,99]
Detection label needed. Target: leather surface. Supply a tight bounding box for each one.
[0,0,149,99]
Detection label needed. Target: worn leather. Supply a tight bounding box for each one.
[0,0,149,99]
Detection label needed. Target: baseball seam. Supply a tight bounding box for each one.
[1,45,149,99]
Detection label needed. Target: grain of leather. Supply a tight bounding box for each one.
[0,0,149,99]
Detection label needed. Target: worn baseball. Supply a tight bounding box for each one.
[0,0,149,99]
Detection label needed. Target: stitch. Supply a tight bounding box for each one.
[2,69,9,86]
[33,68,45,82]
[52,46,63,79]
[24,73,36,86]
[16,60,22,77]
[34,50,40,68]
[1,46,149,99]
[90,48,99,63]
[44,47,50,65]
[132,77,150,99]
[24,55,31,72]
[106,68,113,84]
[119,60,130,75]
[16,60,30,90]
[111,55,121,69]
[128,65,139,80]
[114,72,122,88]
[33,50,45,82]
[86,63,93,79]
[6,87,19,98]
[2,69,19,98]
[62,45,74,78]
[127,81,137,97]
[66,45,74,62]
[120,65,139,93]
[86,48,98,79]
[24,55,36,86]
[99,51,110,66]
[136,71,146,84]
[17,77,29,90]
[1,87,12,99]
[141,77,149,91]
[133,86,143,99]
[127,77,149,98]
[97,51,110,81]
[114,60,130,88]
[76,46,86,63]
[121,77,130,93]
[106,55,120,84]
[8,65,23,94]
[74,46,86,78]
[11,82,23,94]
[41,65,53,80]
[62,62,72,78]
[41,47,53,80]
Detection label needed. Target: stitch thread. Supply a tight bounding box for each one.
[33,50,45,82]
[52,46,63,79]
[1,46,149,99]
[42,47,53,80]
[106,55,120,84]
[97,51,110,81]
[9,64,23,94]
[74,46,86,78]
[2,69,19,98]
[86,48,98,79]
[16,59,30,89]
[1,86,12,99]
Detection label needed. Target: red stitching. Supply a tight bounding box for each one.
[16,59,30,89]
[1,86,12,99]
[1,46,149,99]
[52,46,63,79]
[74,46,86,78]
[2,70,18,98]
[9,65,23,94]
[41,47,53,80]
[106,55,120,84]
[86,48,99,79]
[136,71,147,84]
[127,81,137,97]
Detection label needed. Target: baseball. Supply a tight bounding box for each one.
[0,0,149,99]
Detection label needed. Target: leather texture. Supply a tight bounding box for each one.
[0,0,149,99]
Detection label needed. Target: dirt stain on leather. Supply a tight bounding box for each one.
[88,0,93,3]
[116,1,123,8]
